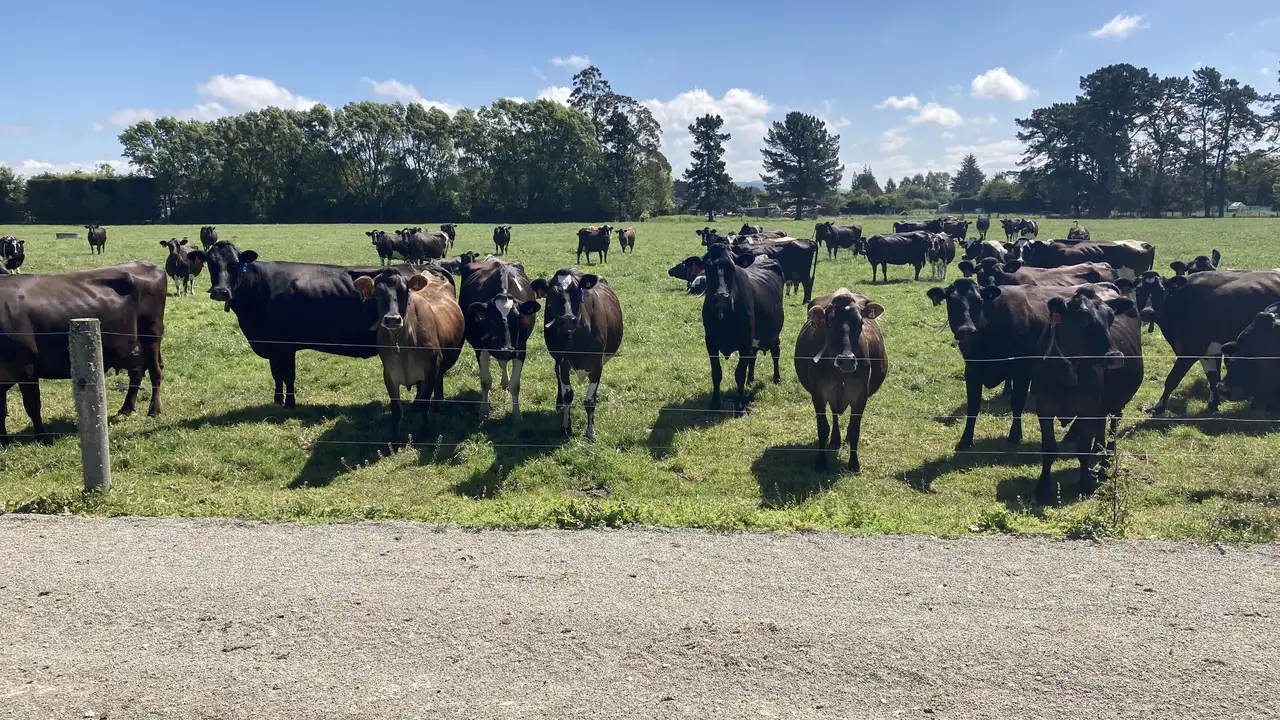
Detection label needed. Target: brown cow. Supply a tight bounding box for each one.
[617,227,636,253]
[531,269,624,440]
[795,289,887,472]
[85,225,107,254]
[199,226,218,249]
[353,269,464,447]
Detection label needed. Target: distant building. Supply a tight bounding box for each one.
[744,205,780,218]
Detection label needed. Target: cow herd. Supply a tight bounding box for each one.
[1,220,1279,506]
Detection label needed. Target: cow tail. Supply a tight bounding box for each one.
[810,241,819,289]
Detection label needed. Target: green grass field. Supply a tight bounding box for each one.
[2,216,1279,540]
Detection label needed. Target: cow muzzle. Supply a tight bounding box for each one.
[381,314,404,330]
[210,287,231,302]
[1139,306,1157,322]
[1104,349,1125,369]
[834,353,860,373]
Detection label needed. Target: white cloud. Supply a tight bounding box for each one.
[971,68,1035,101]
[1090,13,1147,39]
[101,74,318,127]
[876,94,920,111]
[880,128,909,153]
[361,77,461,114]
[943,139,1025,173]
[503,96,527,104]
[642,88,773,180]
[550,55,591,71]
[908,103,963,127]
[2,159,130,177]
[536,86,572,105]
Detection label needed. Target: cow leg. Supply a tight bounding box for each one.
[746,347,757,384]
[0,383,9,444]
[1076,418,1104,498]
[812,397,830,471]
[385,374,404,449]
[602,248,608,264]
[498,359,511,391]
[958,371,982,450]
[584,373,601,443]
[280,354,298,408]
[733,351,752,415]
[477,350,493,419]
[770,341,781,384]
[1036,417,1058,505]
[145,340,163,418]
[509,358,524,422]
[914,263,922,281]
[803,275,813,305]
[1007,373,1030,446]
[556,360,574,438]
[414,377,433,443]
[846,397,867,473]
[172,275,180,297]
[269,355,286,406]
[709,349,723,411]
[19,383,49,444]
[1202,346,1224,413]
[118,368,143,416]
[1145,356,1198,416]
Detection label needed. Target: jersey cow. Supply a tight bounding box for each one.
[617,227,636,253]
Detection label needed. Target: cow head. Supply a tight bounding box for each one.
[203,242,258,308]
[1170,249,1220,276]
[1044,287,1134,381]
[700,243,753,316]
[1219,307,1280,403]
[1115,271,1183,326]
[159,237,188,256]
[440,223,457,234]
[696,227,724,246]
[532,269,598,344]
[926,278,1000,356]
[465,291,540,362]
[354,269,432,332]
[806,290,884,373]
[668,259,696,282]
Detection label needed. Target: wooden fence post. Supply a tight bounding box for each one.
[70,318,111,493]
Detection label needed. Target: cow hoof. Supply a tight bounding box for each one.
[848,456,861,473]
[956,438,974,452]
[37,433,54,446]
[1006,432,1022,446]
[772,375,781,385]
[285,399,297,410]
[585,430,596,443]
[561,427,572,440]
[147,408,161,418]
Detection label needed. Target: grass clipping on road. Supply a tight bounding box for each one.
[2,217,1279,541]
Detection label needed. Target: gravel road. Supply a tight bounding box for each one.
[1,516,1277,719]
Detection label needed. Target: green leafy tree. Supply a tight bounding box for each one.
[883,177,896,193]
[951,154,985,196]
[853,165,882,196]
[681,114,735,221]
[760,112,844,220]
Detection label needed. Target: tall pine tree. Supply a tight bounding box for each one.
[950,154,985,196]
[681,114,734,221]
[760,112,844,220]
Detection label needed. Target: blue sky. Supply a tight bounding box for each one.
[2,0,1276,183]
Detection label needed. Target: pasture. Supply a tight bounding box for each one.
[1,217,1279,540]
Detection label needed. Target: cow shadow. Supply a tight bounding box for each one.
[178,402,346,431]
[903,436,1039,489]
[751,444,838,508]
[0,418,78,446]
[290,402,388,489]
[1132,404,1280,438]
[648,392,737,459]
[453,409,564,499]
[995,466,1105,513]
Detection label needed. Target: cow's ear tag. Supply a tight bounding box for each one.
[240,262,248,273]
[1051,312,1062,325]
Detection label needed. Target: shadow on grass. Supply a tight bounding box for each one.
[1131,401,1280,438]
[647,391,738,460]
[453,409,565,499]
[904,436,1039,490]
[995,465,1093,514]
[0,418,77,446]
[751,443,836,508]
[290,403,387,489]
[177,402,348,431]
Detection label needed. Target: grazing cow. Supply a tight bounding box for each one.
[160,238,203,296]
[458,258,540,420]
[962,258,1118,288]
[926,278,1115,450]
[353,268,463,447]
[942,218,970,240]
[199,226,218,249]
[795,289,887,472]
[1219,302,1280,408]
[493,225,512,255]
[431,251,481,277]
[1019,239,1155,280]
[1,236,23,273]
[668,259,707,295]
[398,228,449,261]
[730,237,819,303]
[439,223,458,249]
[685,243,784,414]
[576,225,613,265]
[1066,222,1090,242]
[1114,269,1280,415]
[927,234,955,281]
[814,222,863,260]
[739,224,764,236]
[617,227,636,253]
[863,232,930,282]
[976,216,991,241]
[202,241,411,408]
[893,220,930,234]
[85,225,107,254]
[1032,286,1141,502]
[0,261,166,443]
[531,269,624,440]
[1171,249,1221,276]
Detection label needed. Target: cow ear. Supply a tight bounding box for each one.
[862,303,885,321]
[179,238,188,246]
[579,274,598,290]
[926,287,947,306]
[159,240,169,247]
[530,278,548,298]
[353,276,375,300]
[468,302,488,323]
[980,285,1002,301]
[1169,261,1188,276]
[1003,260,1022,272]
[1107,297,1135,316]
[1114,278,1135,295]
[1047,297,1068,319]
[1167,276,1188,289]
[684,257,704,275]
[1220,341,1238,357]
[734,254,756,268]
[240,251,259,265]
[957,261,975,277]
[807,305,825,327]
[519,300,541,316]
[189,251,205,265]
[407,274,430,292]
[1212,249,1221,266]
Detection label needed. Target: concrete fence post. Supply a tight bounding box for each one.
[70,318,111,493]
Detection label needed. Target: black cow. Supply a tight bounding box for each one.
[531,269,624,440]
[962,258,1118,288]
[202,242,410,408]
[1000,218,1028,241]
[439,223,458,249]
[739,224,764,236]
[398,228,449,261]
[942,218,970,240]
[696,227,726,246]
[1219,302,1280,408]
[431,251,481,277]
[493,225,512,255]
[0,262,166,443]
[1,236,24,274]
[85,225,107,254]
[1020,239,1155,281]
[976,216,991,241]
[368,229,403,265]
[863,232,930,282]
[685,243,784,414]
[160,238,203,296]
[199,226,218,249]
[1032,286,1141,502]
[1114,269,1280,415]
[961,238,1008,264]
[1171,249,1221,276]
[1016,219,1038,238]
[458,258,540,421]
[730,237,819,303]
[814,222,863,260]
[893,220,930,233]
[576,225,613,264]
